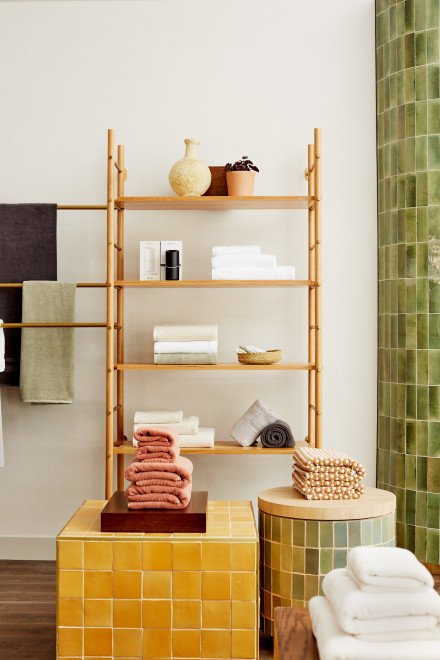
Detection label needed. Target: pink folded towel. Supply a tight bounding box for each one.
[134,425,178,448]
[124,455,193,489]
[135,444,180,463]
[125,482,192,509]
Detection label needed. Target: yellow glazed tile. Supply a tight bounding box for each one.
[202,572,231,600]
[84,541,113,570]
[172,629,201,657]
[84,571,112,599]
[232,630,256,658]
[113,541,142,570]
[143,571,172,599]
[172,542,201,570]
[84,627,112,656]
[57,570,83,598]
[113,570,142,599]
[173,600,201,629]
[201,629,231,658]
[202,601,231,629]
[142,629,171,658]
[172,571,201,599]
[231,543,256,571]
[142,542,172,570]
[113,628,142,657]
[231,601,256,629]
[58,627,83,656]
[58,598,83,627]
[202,543,231,571]
[142,600,171,628]
[57,540,83,569]
[84,599,112,627]
[231,573,256,601]
[113,599,141,628]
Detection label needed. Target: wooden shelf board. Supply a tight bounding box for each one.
[115,362,315,371]
[115,196,313,210]
[113,439,308,455]
[115,280,312,288]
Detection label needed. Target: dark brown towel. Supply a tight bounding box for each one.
[260,419,295,448]
[0,204,57,385]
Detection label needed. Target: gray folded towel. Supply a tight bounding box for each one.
[230,399,278,447]
[260,419,295,448]
[20,281,76,403]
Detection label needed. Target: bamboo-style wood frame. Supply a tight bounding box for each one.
[109,129,322,496]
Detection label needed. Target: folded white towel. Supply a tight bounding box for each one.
[134,410,183,424]
[132,416,200,445]
[179,427,215,448]
[322,568,440,635]
[212,245,261,256]
[347,546,434,592]
[309,596,440,660]
[211,254,276,269]
[154,340,218,354]
[230,399,277,447]
[357,627,440,642]
[212,266,296,280]
[238,344,267,354]
[153,325,218,341]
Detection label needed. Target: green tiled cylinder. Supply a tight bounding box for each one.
[376,0,440,566]
[259,510,395,636]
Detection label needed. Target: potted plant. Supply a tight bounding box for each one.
[225,157,259,196]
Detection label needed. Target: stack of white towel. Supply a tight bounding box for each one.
[211,245,296,280]
[309,546,440,660]
[153,325,218,365]
[132,410,215,448]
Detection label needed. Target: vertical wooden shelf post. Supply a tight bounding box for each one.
[116,145,125,491]
[314,128,323,448]
[307,144,316,447]
[106,129,116,498]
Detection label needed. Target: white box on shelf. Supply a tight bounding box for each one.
[139,241,160,280]
[160,240,183,280]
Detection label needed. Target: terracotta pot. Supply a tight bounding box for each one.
[226,171,255,196]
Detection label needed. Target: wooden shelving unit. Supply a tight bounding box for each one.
[105,129,323,498]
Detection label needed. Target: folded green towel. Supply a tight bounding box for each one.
[154,353,218,365]
[20,281,76,403]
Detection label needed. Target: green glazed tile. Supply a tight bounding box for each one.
[415,526,427,561]
[428,421,440,457]
[427,28,439,63]
[415,0,427,30]
[396,488,405,523]
[361,520,372,545]
[417,456,428,491]
[264,540,271,565]
[405,102,416,137]
[281,517,292,546]
[396,314,403,348]
[405,0,415,32]
[272,516,281,543]
[429,385,440,419]
[407,176,417,209]
[416,137,427,171]
[398,140,406,175]
[264,514,271,540]
[406,455,417,489]
[407,349,417,382]
[417,173,428,207]
[305,548,319,575]
[334,549,347,569]
[407,384,417,419]
[396,521,405,546]
[429,350,440,384]
[272,568,281,595]
[334,522,347,548]
[390,4,397,39]
[292,573,304,600]
[418,208,428,243]
[305,574,319,601]
[416,66,428,101]
[306,521,319,548]
[418,313,429,348]
[280,545,292,572]
[406,138,416,174]
[396,1,405,36]
[264,564,271,588]
[292,546,305,574]
[406,489,416,525]
[292,520,305,546]
[427,528,440,564]
[418,384,429,420]
[429,171,440,206]
[428,0,440,29]
[279,571,291,599]
[372,518,382,544]
[415,31,427,66]
[416,101,427,137]
[271,542,281,570]
[398,243,407,278]
[320,521,333,548]
[320,549,333,576]
[428,65,440,99]
[428,99,440,134]
[427,493,440,528]
[429,207,440,241]
[377,9,390,46]
[398,418,406,453]
[428,457,440,492]
[348,521,361,547]
[406,525,416,553]
[405,33,415,68]
[407,315,417,349]
[406,420,417,454]
[428,135,440,170]
[417,420,428,454]
[417,278,428,314]
[416,490,428,526]
[397,384,407,417]
[429,315,440,349]
[405,68,416,103]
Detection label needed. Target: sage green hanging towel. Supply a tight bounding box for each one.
[20,281,76,403]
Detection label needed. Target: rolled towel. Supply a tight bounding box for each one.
[212,245,261,256]
[309,595,440,660]
[154,340,218,354]
[126,482,192,509]
[124,455,193,488]
[179,427,215,448]
[231,399,277,447]
[347,546,434,593]
[153,325,218,341]
[322,568,440,636]
[154,353,218,365]
[134,410,183,424]
[212,266,296,280]
[133,416,199,441]
[211,254,276,269]
[260,419,295,448]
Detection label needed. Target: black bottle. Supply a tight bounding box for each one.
[165,250,180,280]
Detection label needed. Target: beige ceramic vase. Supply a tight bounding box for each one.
[169,138,211,196]
[226,171,255,196]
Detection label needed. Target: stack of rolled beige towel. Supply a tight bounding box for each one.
[133,410,215,448]
[292,447,366,500]
[153,325,218,365]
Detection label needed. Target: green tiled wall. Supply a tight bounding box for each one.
[376,0,440,565]
[258,511,395,636]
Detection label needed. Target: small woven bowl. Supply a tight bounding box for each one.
[238,349,282,365]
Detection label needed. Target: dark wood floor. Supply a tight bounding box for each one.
[0,561,438,659]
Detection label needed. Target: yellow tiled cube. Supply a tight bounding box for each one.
[172,542,202,570]
[173,600,201,629]
[84,599,112,627]
[113,571,142,599]
[172,571,201,599]
[113,599,142,628]
[142,542,172,570]
[172,629,201,657]
[202,601,231,629]
[113,628,142,657]
[142,600,171,628]
[84,627,112,656]
[143,571,172,599]
[57,540,83,569]
[201,543,231,571]
[142,629,171,658]
[202,572,231,600]
[84,541,113,570]
[113,541,142,570]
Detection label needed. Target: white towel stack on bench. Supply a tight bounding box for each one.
[309,546,440,660]
[211,245,295,280]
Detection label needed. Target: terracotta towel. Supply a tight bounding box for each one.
[126,482,192,509]
[124,455,193,488]
[133,425,178,448]
[135,444,180,463]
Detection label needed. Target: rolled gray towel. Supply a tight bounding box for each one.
[260,420,295,448]
[230,399,277,447]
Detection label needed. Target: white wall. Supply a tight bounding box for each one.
[0,0,377,559]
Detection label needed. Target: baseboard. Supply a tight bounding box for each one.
[0,536,55,560]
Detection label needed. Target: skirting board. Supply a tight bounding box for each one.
[0,536,55,560]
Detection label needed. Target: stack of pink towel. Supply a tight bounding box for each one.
[124,426,193,509]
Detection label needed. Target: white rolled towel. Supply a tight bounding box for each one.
[322,568,440,636]
[179,427,215,448]
[211,254,276,269]
[347,546,434,592]
[212,245,261,256]
[230,399,277,447]
[212,266,295,280]
[134,410,183,424]
[154,340,218,354]
[309,596,440,660]
[153,325,218,341]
